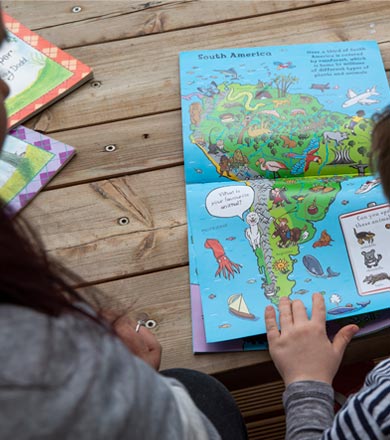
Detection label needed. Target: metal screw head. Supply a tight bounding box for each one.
[72,6,82,13]
[118,217,129,226]
[104,144,116,152]
[145,319,157,329]
[91,80,102,88]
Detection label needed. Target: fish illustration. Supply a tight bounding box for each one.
[294,289,309,295]
[304,278,312,283]
[208,293,216,299]
[225,236,236,241]
[246,278,257,284]
[213,68,238,79]
[193,168,203,174]
[218,323,232,329]
[303,255,340,278]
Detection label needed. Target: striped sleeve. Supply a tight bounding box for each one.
[283,359,390,440]
[322,359,390,439]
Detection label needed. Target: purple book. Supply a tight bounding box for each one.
[0,126,75,214]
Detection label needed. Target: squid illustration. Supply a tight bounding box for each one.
[204,238,242,280]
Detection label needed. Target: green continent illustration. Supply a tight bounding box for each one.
[248,176,344,304]
[189,78,372,181]
[189,77,369,302]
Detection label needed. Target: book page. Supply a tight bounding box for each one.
[180,41,390,185]
[0,33,72,118]
[1,13,92,128]
[340,203,390,295]
[0,135,54,203]
[0,126,75,214]
[187,176,390,343]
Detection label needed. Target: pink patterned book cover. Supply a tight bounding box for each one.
[0,126,75,214]
[2,12,92,129]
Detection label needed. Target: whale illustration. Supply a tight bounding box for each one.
[302,255,340,278]
[328,300,371,315]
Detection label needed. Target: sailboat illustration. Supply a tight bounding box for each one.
[228,294,256,320]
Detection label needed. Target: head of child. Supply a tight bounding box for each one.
[371,107,390,199]
[0,16,9,148]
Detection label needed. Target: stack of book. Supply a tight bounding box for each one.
[0,13,93,214]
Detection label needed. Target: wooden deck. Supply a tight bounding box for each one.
[6,2,390,435]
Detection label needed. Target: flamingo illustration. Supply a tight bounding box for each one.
[256,158,289,178]
[285,138,322,175]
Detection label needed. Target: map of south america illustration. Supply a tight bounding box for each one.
[181,41,390,343]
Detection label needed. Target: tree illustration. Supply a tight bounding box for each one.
[272,74,299,97]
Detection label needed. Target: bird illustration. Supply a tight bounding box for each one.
[197,81,220,97]
[273,61,296,69]
[285,138,322,175]
[255,158,289,178]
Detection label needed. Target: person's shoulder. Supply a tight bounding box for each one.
[0,304,103,387]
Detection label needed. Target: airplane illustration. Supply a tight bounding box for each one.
[273,61,296,69]
[342,86,379,108]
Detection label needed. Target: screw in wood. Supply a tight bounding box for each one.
[104,144,116,152]
[72,6,82,13]
[118,217,129,226]
[145,319,157,329]
[91,80,102,88]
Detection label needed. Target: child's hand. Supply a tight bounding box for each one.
[107,314,162,371]
[265,293,359,386]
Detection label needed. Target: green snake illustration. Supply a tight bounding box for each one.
[227,86,265,111]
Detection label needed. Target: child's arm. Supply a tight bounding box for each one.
[265,294,359,438]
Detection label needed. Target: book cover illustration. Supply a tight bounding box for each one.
[179,41,390,344]
[0,126,75,214]
[1,12,92,128]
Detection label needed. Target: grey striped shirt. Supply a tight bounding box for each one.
[284,358,390,439]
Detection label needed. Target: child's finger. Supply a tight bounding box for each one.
[137,325,162,352]
[311,293,326,323]
[292,299,308,323]
[332,324,359,356]
[265,305,279,342]
[278,296,293,330]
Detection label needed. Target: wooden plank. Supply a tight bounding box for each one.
[79,265,265,374]
[24,166,188,283]
[246,416,286,440]
[45,110,183,188]
[4,1,341,48]
[2,1,184,30]
[26,1,390,133]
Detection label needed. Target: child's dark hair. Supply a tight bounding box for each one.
[0,205,104,325]
[371,107,390,199]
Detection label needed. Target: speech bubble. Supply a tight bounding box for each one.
[206,186,254,220]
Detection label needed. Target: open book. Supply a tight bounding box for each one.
[2,12,92,129]
[180,40,390,346]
